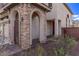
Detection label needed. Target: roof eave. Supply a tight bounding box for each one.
[63,3,73,15]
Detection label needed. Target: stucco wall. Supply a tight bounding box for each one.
[46,3,72,36]
[46,3,72,27]
[56,3,72,27]
[46,4,57,20]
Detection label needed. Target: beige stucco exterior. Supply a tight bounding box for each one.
[0,3,73,50]
[46,3,73,37]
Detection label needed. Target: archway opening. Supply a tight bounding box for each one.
[13,11,19,46]
[32,12,40,45]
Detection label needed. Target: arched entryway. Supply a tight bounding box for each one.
[30,9,46,45]
[14,11,19,45]
[32,12,40,45]
[9,9,21,46]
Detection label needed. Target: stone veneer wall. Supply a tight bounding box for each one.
[19,4,30,49]
[8,3,47,49]
[8,4,31,49]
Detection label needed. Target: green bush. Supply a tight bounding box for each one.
[54,47,65,56]
[65,36,76,49]
[54,36,77,56]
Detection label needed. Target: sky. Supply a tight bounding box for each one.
[67,3,79,20]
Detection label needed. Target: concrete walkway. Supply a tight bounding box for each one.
[0,44,23,56]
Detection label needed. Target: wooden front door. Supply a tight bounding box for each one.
[14,12,19,45]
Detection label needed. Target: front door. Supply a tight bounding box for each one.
[14,12,19,45]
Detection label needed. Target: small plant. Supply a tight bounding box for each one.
[65,36,76,49]
[54,47,65,56]
[36,44,44,56]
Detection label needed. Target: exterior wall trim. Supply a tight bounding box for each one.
[63,3,73,14]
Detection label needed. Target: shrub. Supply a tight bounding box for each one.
[26,36,77,56]
[65,36,76,49]
[54,36,77,56]
[54,47,65,56]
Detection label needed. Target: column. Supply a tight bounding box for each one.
[40,14,46,43]
[54,19,59,37]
